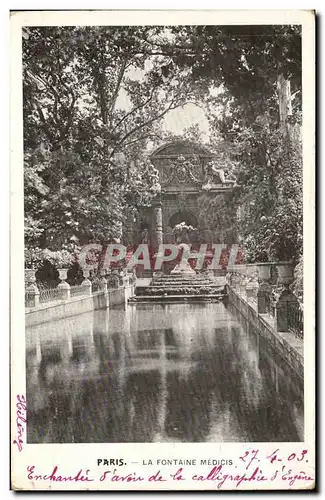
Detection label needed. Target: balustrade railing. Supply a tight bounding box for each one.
[70,284,87,298]
[227,262,303,340]
[25,267,136,308]
[39,287,62,303]
[92,282,100,293]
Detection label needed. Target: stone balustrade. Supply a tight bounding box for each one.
[226,261,303,338]
[81,268,92,296]
[25,267,136,310]
[226,285,303,378]
[57,268,70,300]
[25,269,40,308]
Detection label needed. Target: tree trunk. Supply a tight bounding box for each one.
[277,73,292,135]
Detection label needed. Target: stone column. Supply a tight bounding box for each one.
[239,276,249,297]
[256,264,271,313]
[127,269,136,296]
[99,269,108,293]
[57,268,70,300]
[81,268,92,296]
[123,212,135,247]
[107,270,120,289]
[276,288,299,332]
[99,269,109,308]
[257,282,271,314]
[25,269,40,307]
[122,273,130,288]
[153,201,163,250]
[246,268,259,301]
[231,274,242,292]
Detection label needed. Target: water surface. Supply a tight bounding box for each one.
[26,302,304,443]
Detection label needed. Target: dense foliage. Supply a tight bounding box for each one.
[23,26,195,252]
[24,25,302,269]
[168,25,302,262]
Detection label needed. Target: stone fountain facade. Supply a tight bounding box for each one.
[123,140,236,251]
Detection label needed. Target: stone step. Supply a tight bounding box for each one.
[136,287,225,295]
[151,281,215,286]
[152,276,211,280]
[151,279,213,284]
[149,282,218,287]
[132,271,227,303]
[129,294,225,303]
[138,287,225,293]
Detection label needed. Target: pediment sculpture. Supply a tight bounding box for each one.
[202,161,236,189]
[158,155,204,188]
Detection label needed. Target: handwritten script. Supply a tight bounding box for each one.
[13,394,27,452]
[26,448,314,490]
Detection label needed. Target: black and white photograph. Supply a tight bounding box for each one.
[11,9,315,491]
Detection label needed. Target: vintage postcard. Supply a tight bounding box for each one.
[10,10,315,491]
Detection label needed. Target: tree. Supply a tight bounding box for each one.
[168,25,301,121]
[162,25,302,262]
[234,124,302,262]
[23,25,303,264]
[23,26,197,249]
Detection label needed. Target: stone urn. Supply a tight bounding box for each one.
[57,268,70,300]
[277,262,294,285]
[257,263,271,282]
[25,268,40,307]
[58,268,69,281]
[100,268,106,277]
[82,268,90,279]
[25,269,37,284]
[246,281,258,300]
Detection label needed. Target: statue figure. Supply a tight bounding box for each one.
[172,222,193,244]
[223,168,237,183]
[170,243,196,275]
[204,161,226,186]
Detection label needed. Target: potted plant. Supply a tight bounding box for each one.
[42,249,73,281]
[25,247,44,271]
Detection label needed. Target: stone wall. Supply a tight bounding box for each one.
[227,284,304,379]
[26,285,135,327]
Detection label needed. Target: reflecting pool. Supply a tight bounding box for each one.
[26,302,304,443]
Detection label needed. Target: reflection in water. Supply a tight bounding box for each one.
[26,303,304,443]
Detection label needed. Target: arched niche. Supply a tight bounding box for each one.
[168,210,198,228]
